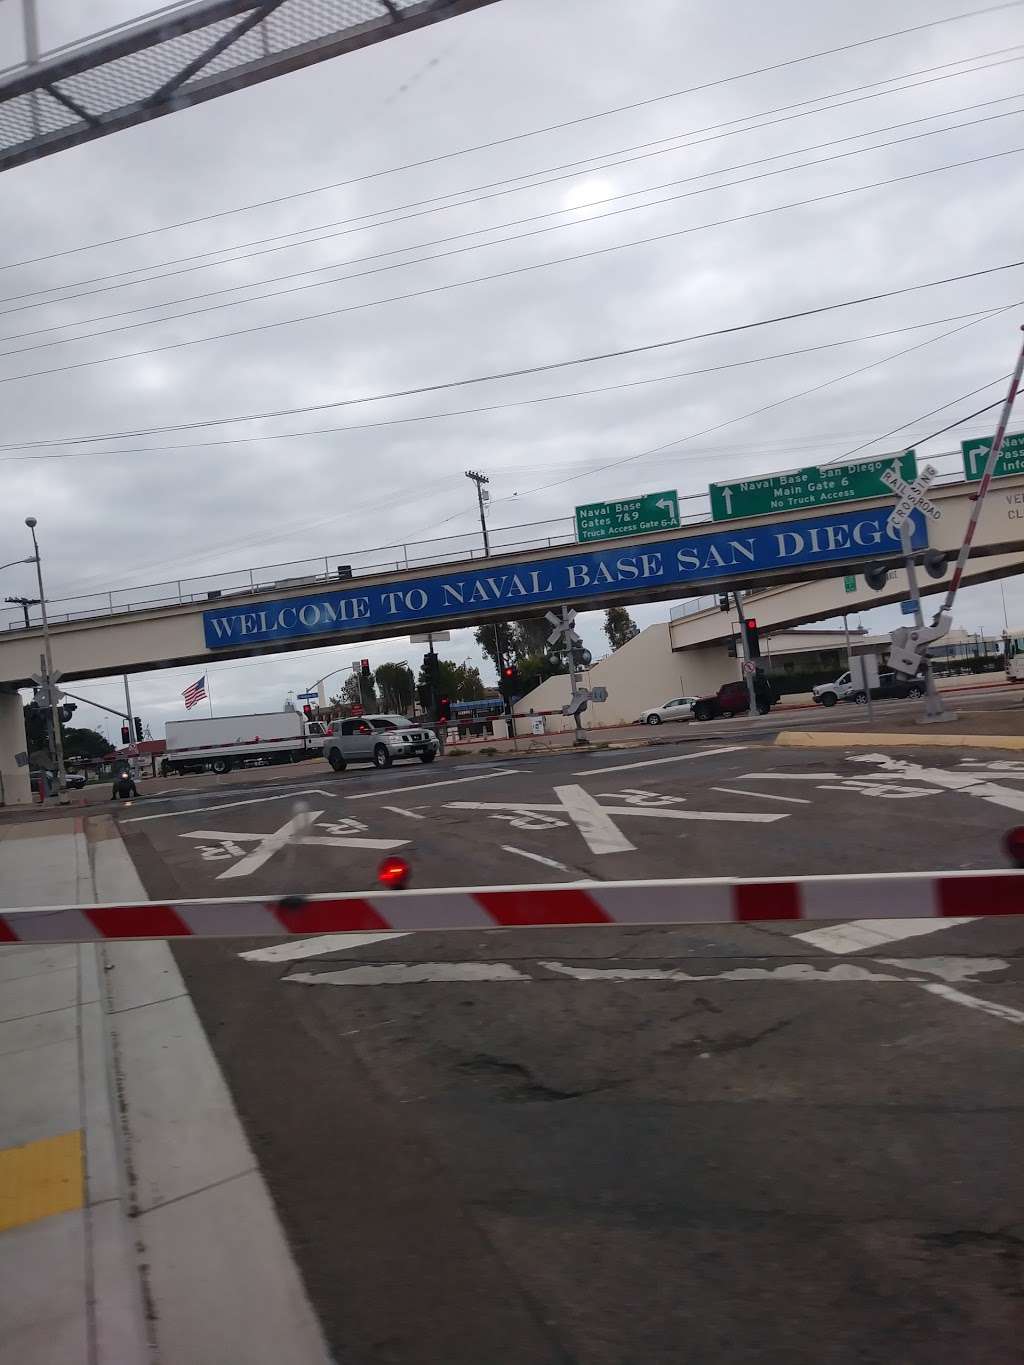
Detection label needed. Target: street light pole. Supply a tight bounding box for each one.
[24,518,69,804]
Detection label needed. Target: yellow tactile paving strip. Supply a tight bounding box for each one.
[0,1130,84,1234]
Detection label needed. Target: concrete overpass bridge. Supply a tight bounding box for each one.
[2,470,1023,801]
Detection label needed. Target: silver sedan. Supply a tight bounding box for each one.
[638,697,697,725]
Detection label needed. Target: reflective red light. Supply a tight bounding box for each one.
[378,855,411,890]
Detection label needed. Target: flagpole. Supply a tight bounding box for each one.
[207,672,213,717]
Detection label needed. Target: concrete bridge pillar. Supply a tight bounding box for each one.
[0,687,32,806]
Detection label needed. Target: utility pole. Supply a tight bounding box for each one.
[465,469,491,556]
[5,595,39,628]
[24,518,69,804]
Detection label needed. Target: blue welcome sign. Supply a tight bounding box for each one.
[203,506,927,650]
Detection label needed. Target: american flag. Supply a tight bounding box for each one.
[182,675,207,710]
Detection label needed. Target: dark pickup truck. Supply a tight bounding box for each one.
[693,677,777,721]
[846,671,925,704]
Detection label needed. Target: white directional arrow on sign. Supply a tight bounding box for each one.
[720,487,734,515]
[655,497,675,513]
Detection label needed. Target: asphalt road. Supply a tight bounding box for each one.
[119,735,1023,897]
[171,911,1024,1365]
[102,733,1024,1363]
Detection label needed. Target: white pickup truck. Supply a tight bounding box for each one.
[162,711,329,776]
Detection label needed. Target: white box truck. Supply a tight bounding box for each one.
[161,712,329,776]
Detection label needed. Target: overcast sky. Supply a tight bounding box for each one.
[1,0,1023,741]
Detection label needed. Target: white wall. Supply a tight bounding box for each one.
[513,624,740,732]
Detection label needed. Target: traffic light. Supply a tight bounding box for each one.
[438,695,451,724]
[743,618,761,658]
[360,658,371,679]
[59,703,76,724]
[718,594,731,612]
[121,725,130,744]
[499,662,519,697]
[134,716,143,742]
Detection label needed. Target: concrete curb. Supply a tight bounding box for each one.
[88,822,333,1365]
[775,730,1024,751]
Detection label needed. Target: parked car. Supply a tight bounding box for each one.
[692,677,777,721]
[638,696,697,725]
[64,771,87,789]
[846,671,925,704]
[323,714,440,771]
[812,672,854,707]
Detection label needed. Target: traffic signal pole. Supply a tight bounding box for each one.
[734,593,759,715]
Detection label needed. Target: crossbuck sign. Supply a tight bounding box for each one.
[881,462,940,536]
[546,606,581,649]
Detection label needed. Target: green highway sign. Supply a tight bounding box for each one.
[961,431,1024,480]
[575,490,680,543]
[709,451,917,522]
[843,575,857,593]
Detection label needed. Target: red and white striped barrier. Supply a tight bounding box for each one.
[0,870,1022,943]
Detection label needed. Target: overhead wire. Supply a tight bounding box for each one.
[0,308,1008,464]
[3,261,1021,451]
[4,44,1021,314]
[2,146,1023,390]
[469,307,1022,511]
[4,0,1021,271]
[6,92,1024,350]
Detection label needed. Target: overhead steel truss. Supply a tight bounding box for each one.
[0,0,500,173]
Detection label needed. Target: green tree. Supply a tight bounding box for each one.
[63,727,112,759]
[374,661,415,713]
[336,674,378,710]
[416,657,487,705]
[604,605,639,651]
[473,622,515,673]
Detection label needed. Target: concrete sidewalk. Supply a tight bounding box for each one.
[0,817,331,1365]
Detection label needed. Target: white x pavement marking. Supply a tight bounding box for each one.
[181,809,408,880]
[446,783,784,856]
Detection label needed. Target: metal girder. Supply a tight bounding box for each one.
[0,0,501,173]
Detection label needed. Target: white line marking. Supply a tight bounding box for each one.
[345,769,518,800]
[240,932,409,963]
[381,806,425,819]
[737,773,842,781]
[851,753,1024,814]
[710,786,811,805]
[209,809,321,881]
[287,963,530,985]
[572,746,745,776]
[555,784,636,855]
[918,982,1024,1025]
[795,918,973,954]
[541,961,925,983]
[500,845,573,872]
[121,789,338,822]
[877,957,1009,982]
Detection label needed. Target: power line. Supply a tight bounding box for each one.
[6,94,1022,350]
[481,309,1022,509]
[3,262,1020,450]
[3,0,1021,272]
[0,309,1006,464]
[5,45,1020,315]
[830,381,1021,461]
[2,148,1022,391]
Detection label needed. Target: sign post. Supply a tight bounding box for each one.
[880,461,951,723]
[546,606,589,746]
[575,491,679,543]
[710,452,917,522]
